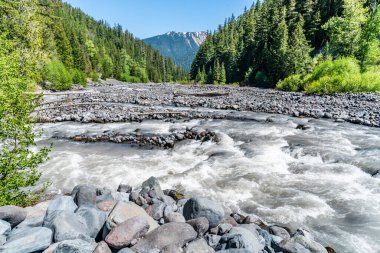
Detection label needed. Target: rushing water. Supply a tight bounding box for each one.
[36,112,380,253]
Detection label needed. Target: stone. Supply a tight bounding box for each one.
[105,216,150,249]
[106,201,159,233]
[97,200,117,212]
[117,184,133,193]
[242,214,268,228]
[93,241,112,253]
[183,198,224,228]
[96,187,113,196]
[162,245,184,253]
[141,177,164,198]
[46,196,77,216]
[75,205,107,238]
[0,206,27,228]
[164,190,185,201]
[132,222,197,253]
[164,212,186,223]
[269,226,290,241]
[185,238,215,253]
[291,235,328,253]
[216,227,264,252]
[186,217,209,236]
[215,249,253,253]
[24,201,50,218]
[258,229,275,253]
[54,239,97,253]
[72,185,97,207]
[43,211,90,242]
[0,235,5,246]
[0,227,52,253]
[205,234,221,248]
[0,220,11,236]
[145,202,166,220]
[15,216,44,229]
[117,249,135,253]
[42,242,59,253]
[274,240,311,253]
[163,203,178,217]
[112,192,130,202]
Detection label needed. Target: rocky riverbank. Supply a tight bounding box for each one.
[33,79,380,127]
[0,177,334,253]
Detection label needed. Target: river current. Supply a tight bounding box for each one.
[36,112,380,253]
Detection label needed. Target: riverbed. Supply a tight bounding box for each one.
[36,111,380,253]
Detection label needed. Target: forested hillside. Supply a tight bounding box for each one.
[191,0,380,92]
[1,0,188,91]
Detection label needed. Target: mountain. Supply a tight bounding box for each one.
[144,32,208,70]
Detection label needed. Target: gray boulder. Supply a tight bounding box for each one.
[0,206,27,228]
[162,245,183,253]
[72,185,97,207]
[216,250,253,253]
[216,227,264,252]
[46,196,77,218]
[0,221,11,236]
[269,226,290,241]
[145,202,166,220]
[54,239,97,253]
[186,238,215,253]
[183,198,224,228]
[15,216,44,229]
[106,202,159,233]
[0,235,5,246]
[291,235,328,253]
[93,241,112,253]
[164,212,186,223]
[205,234,222,248]
[274,240,311,253]
[132,222,197,253]
[105,216,150,249]
[0,227,52,253]
[186,217,210,236]
[141,177,165,198]
[43,211,90,242]
[75,206,107,238]
[117,248,135,253]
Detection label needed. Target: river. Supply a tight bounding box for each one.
[36,111,380,253]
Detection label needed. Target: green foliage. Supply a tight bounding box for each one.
[41,61,73,91]
[276,74,307,92]
[70,68,87,86]
[0,0,50,206]
[90,72,100,83]
[119,73,142,83]
[277,57,380,93]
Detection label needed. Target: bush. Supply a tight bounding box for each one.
[41,61,73,91]
[90,72,100,83]
[276,74,307,92]
[310,57,361,81]
[119,73,142,83]
[70,68,87,87]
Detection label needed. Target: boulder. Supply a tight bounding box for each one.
[292,235,328,253]
[75,206,107,238]
[185,238,215,253]
[117,184,133,193]
[112,192,130,203]
[186,217,209,236]
[274,240,311,253]
[183,198,224,228]
[72,185,97,207]
[24,201,50,218]
[140,177,164,198]
[93,241,112,253]
[106,202,159,233]
[0,227,52,253]
[46,196,77,217]
[132,222,197,253]
[145,202,166,220]
[215,249,253,253]
[53,239,97,253]
[164,190,185,201]
[164,212,186,223]
[43,211,90,242]
[97,200,117,212]
[205,234,222,248]
[42,242,59,253]
[215,227,264,252]
[162,245,183,253]
[0,220,11,236]
[15,216,44,229]
[117,249,135,253]
[0,235,5,246]
[105,216,150,249]
[242,214,268,228]
[269,226,290,241]
[0,206,27,228]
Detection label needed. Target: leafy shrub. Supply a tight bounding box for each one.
[41,60,73,91]
[276,74,307,92]
[70,68,87,87]
[119,73,142,83]
[310,57,361,81]
[90,72,100,83]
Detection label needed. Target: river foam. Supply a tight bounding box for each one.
[36,112,380,253]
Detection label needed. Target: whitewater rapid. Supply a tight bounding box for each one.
[36,112,380,253]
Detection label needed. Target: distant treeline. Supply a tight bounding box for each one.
[191,0,380,92]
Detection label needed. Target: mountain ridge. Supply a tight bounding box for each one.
[144,31,208,70]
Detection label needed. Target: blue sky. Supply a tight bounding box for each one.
[64,0,254,39]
